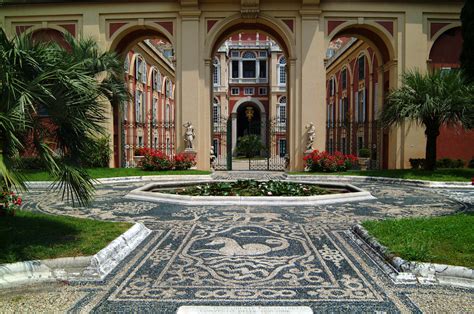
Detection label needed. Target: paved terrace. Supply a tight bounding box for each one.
[0,174,473,313]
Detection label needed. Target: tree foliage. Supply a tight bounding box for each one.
[461,0,474,83]
[381,70,474,170]
[0,29,129,205]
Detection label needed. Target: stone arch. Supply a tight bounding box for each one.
[232,97,266,115]
[205,13,296,60]
[108,22,174,54]
[327,21,395,64]
[429,22,461,52]
[428,25,462,69]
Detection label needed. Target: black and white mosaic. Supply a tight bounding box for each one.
[15,178,474,313]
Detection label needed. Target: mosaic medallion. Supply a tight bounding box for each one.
[110,222,382,302]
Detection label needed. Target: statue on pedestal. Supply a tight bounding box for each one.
[305,122,316,152]
[183,121,195,151]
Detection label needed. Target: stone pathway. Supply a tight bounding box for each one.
[1,176,473,313]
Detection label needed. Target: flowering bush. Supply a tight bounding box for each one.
[0,191,22,216]
[303,150,358,172]
[134,147,149,156]
[140,149,173,171]
[174,152,196,170]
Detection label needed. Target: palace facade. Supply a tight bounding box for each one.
[1,0,470,170]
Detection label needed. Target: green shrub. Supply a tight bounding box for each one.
[409,158,425,169]
[236,135,264,158]
[14,157,45,170]
[81,136,111,168]
[436,158,465,169]
[358,148,370,158]
[469,158,474,168]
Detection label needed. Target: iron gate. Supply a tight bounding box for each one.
[212,116,287,171]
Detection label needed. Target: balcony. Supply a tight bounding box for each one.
[229,77,269,84]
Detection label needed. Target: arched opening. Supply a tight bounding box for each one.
[210,23,291,171]
[429,26,474,162]
[110,26,176,168]
[325,24,396,169]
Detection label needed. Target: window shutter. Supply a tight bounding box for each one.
[355,91,359,123]
[135,58,139,79]
[135,90,139,122]
[362,88,366,122]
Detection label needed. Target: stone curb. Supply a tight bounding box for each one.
[288,174,472,189]
[0,223,151,289]
[125,180,376,206]
[352,224,474,288]
[25,175,213,189]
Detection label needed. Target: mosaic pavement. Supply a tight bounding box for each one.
[3,178,473,313]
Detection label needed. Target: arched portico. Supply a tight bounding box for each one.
[231,97,267,152]
[0,0,464,171]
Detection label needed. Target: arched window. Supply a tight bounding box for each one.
[213,98,220,125]
[165,80,172,98]
[124,54,130,74]
[278,56,287,85]
[358,55,365,80]
[135,90,143,123]
[152,68,161,91]
[242,51,257,78]
[135,55,147,84]
[277,96,287,125]
[213,57,220,86]
[165,103,170,124]
[329,76,336,96]
[242,51,256,59]
[152,97,158,125]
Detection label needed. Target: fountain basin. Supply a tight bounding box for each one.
[125,180,375,206]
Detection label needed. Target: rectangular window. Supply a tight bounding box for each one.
[231,51,239,58]
[259,60,267,78]
[259,51,268,57]
[232,60,239,78]
[231,87,240,95]
[242,61,256,78]
[213,66,219,86]
[279,105,286,124]
[213,105,220,124]
[154,137,158,149]
[358,56,365,80]
[342,137,347,154]
[279,139,287,157]
[357,89,366,122]
[342,69,347,90]
[259,87,267,95]
[329,138,334,154]
[244,87,254,95]
[138,136,143,147]
[279,65,286,85]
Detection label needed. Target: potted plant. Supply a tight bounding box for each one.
[0,191,22,217]
[358,148,371,171]
[134,147,149,167]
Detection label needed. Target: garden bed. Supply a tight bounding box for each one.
[126,179,375,206]
[0,211,132,264]
[362,213,474,268]
[160,180,333,197]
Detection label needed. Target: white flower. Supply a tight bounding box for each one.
[267,192,273,196]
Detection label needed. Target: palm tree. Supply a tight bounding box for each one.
[381,70,474,170]
[0,29,129,205]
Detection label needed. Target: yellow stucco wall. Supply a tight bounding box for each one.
[0,0,464,170]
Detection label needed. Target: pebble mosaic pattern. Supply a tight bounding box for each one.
[3,177,473,313]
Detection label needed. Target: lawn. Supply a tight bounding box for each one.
[289,168,474,182]
[362,213,474,268]
[0,211,132,264]
[21,168,211,181]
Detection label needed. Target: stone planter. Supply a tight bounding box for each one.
[358,157,370,171]
[133,156,144,168]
